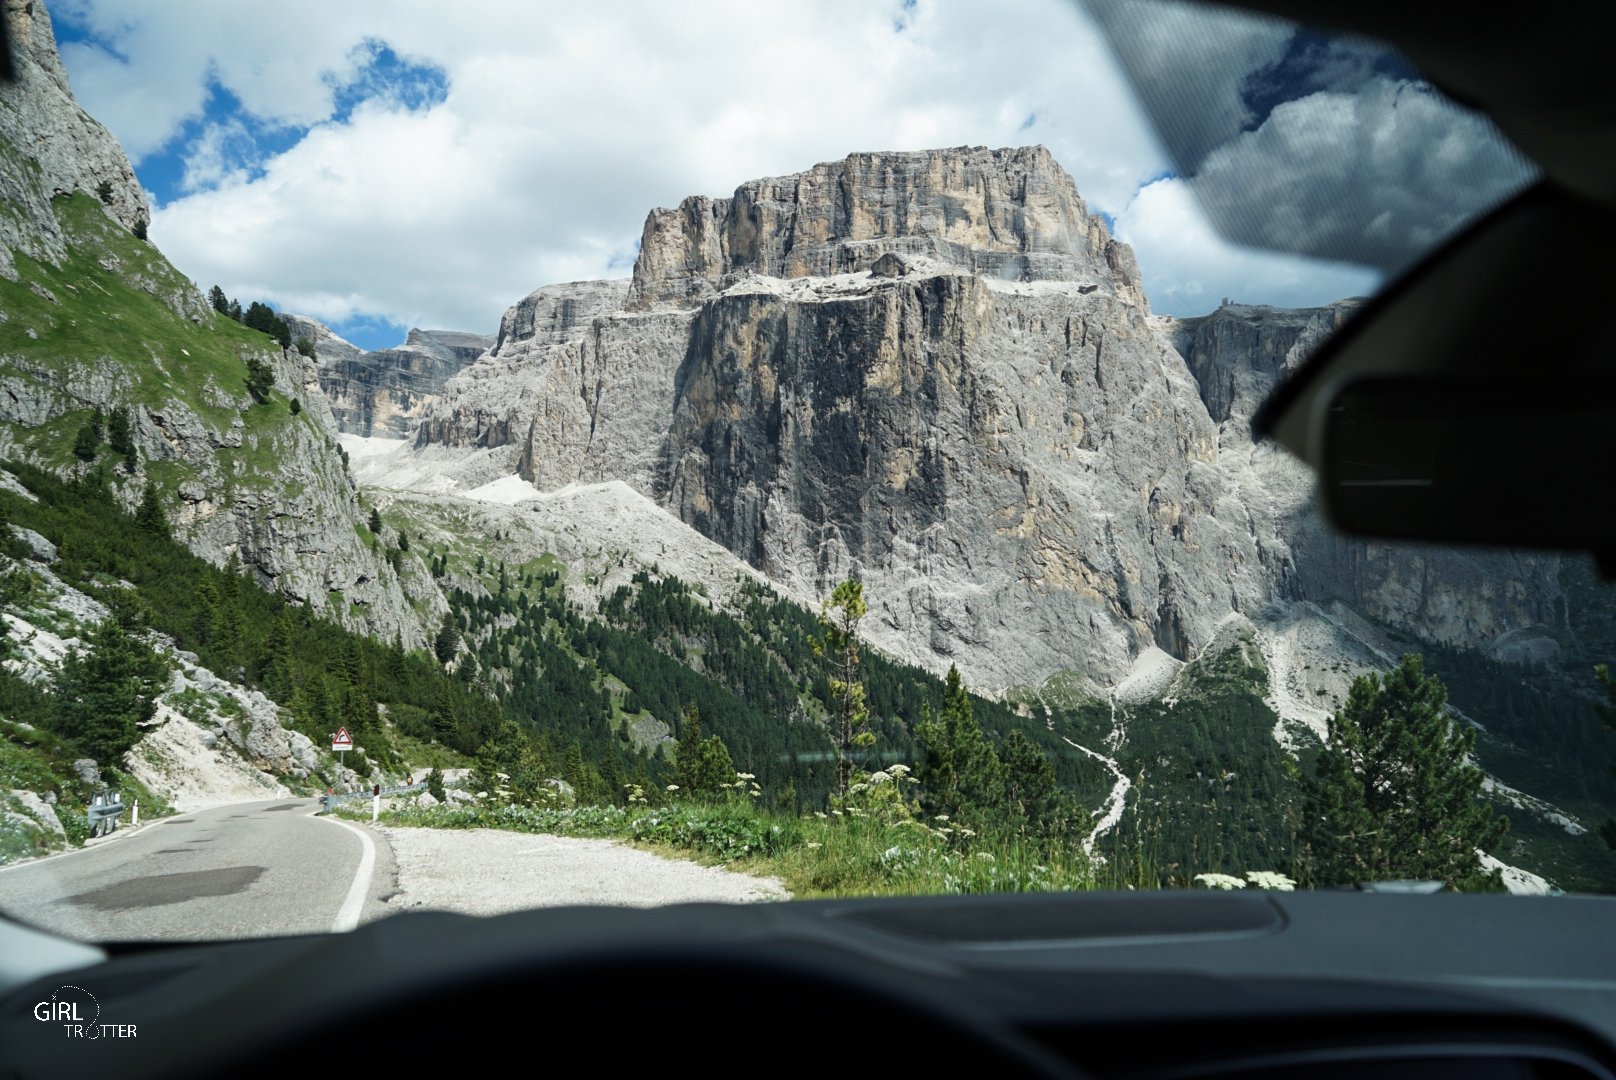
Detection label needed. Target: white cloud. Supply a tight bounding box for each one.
[51,0,1416,338]
[1188,79,1535,271]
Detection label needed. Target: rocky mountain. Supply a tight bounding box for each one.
[280,314,491,439]
[0,1,441,647]
[411,147,1291,689]
[403,145,1602,704]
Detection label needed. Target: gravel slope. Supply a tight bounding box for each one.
[375,826,788,916]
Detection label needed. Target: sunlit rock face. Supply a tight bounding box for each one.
[417,147,1571,690]
[279,315,491,441]
[417,148,1275,688]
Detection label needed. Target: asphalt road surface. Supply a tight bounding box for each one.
[0,800,397,941]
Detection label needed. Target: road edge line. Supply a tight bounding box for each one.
[309,812,376,932]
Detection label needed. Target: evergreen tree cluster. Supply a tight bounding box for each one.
[71,406,139,472]
[1299,653,1505,890]
[208,286,292,351]
[0,463,503,775]
[914,665,1082,836]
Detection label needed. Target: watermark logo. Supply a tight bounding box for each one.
[31,985,137,1039]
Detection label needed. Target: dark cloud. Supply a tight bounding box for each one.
[1083,0,1537,272]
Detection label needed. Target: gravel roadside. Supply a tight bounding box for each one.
[375,825,789,916]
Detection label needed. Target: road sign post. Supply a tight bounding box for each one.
[331,727,353,776]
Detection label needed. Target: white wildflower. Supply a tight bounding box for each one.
[887,764,912,777]
[1194,872,1246,891]
[868,770,892,784]
[665,784,680,792]
[975,852,996,862]
[1245,871,1296,892]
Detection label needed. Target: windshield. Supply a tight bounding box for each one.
[0,0,1610,945]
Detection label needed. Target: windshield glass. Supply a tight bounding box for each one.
[0,0,1609,944]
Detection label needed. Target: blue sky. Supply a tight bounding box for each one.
[43,0,1513,353]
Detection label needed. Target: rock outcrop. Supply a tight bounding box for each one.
[0,0,148,280]
[0,1,441,648]
[407,146,1598,692]
[415,148,1275,687]
[628,146,1141,309]
[282,314,491,439]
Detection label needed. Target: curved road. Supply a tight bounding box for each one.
[0,799,397,941]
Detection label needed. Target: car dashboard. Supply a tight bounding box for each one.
[2,890,1613,1079]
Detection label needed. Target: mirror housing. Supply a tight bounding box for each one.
[1320,378,1616,551]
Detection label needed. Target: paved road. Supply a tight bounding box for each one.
[0,799,397,941]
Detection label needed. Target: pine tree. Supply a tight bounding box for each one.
[999,729,1060,832]
[915,664,1005,820]
[1300,654,1505,889]
[244,355,274,404]
[244,301,276,336]
[563,740,587,796]
[208,285,229,314]
[53,617,170,760]
[107,405,136,471]
[368,506,383,534]
[672,702,736,800]
[135,481,168,537]
[72,418,101,462]
[263,613,295,700]
[433,612,460,665]
[674,701,704,796]
[812,579,872,797]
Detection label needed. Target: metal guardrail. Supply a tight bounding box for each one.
[86,790,124,837]
[318,782,425,814]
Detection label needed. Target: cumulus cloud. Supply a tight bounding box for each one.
[48,0,1522,344]
[1079,0,1536,274]
[52,0,1178,340]
[1190,79,1537,271]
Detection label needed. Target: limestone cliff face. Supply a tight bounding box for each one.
[418,148,1269,687]
[414,146,1577,687]
[656,268,1268,682]
[628,146,1142,310]
[1159,301,1360,432]
[281,314,490,439]
[0,0,149,280]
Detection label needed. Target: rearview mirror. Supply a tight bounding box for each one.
[1320,378,1616,552]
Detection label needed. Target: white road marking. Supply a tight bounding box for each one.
[309,812,376,933]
